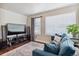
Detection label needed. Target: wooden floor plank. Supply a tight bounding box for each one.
[0,40,30,55]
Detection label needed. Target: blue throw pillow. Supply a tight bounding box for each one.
[61,33,67,39]
[58,39,75,56]
[44,43,59,55]
[61,36,70,43]
[60,33,70,43]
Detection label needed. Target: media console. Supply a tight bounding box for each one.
[0,23,30,49]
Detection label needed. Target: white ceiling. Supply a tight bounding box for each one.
[0,3,75,16]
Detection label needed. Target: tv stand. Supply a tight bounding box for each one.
[0,23,30,49]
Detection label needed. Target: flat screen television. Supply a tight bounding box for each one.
[7,23,26,35]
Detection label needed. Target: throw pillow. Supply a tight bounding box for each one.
[53,35,61,45]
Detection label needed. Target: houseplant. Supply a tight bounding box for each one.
[67,24,79,37]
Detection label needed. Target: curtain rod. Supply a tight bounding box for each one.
[31,16,42,19]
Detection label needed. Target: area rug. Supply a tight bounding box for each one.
[1,41,44,56]
[1,41,79,56]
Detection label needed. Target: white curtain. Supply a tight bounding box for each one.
[34,18,41,35]
[45,12,76,37]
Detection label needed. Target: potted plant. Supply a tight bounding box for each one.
[67,24,79,37]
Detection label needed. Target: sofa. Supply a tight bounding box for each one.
[32,33,76,56]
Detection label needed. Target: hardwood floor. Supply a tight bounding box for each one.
[0,40,30,55]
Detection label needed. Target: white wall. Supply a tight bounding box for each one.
[0,8,27,39]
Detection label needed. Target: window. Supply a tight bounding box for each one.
[34,18,41,35]
[45,12,76,36]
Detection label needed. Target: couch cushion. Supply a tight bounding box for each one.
[58,39,75,56]
[44,43,59,55]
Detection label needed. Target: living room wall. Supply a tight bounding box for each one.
[0,8,27,39]
[27,4,79,42]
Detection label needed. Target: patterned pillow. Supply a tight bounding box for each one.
[53,35,61,45]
